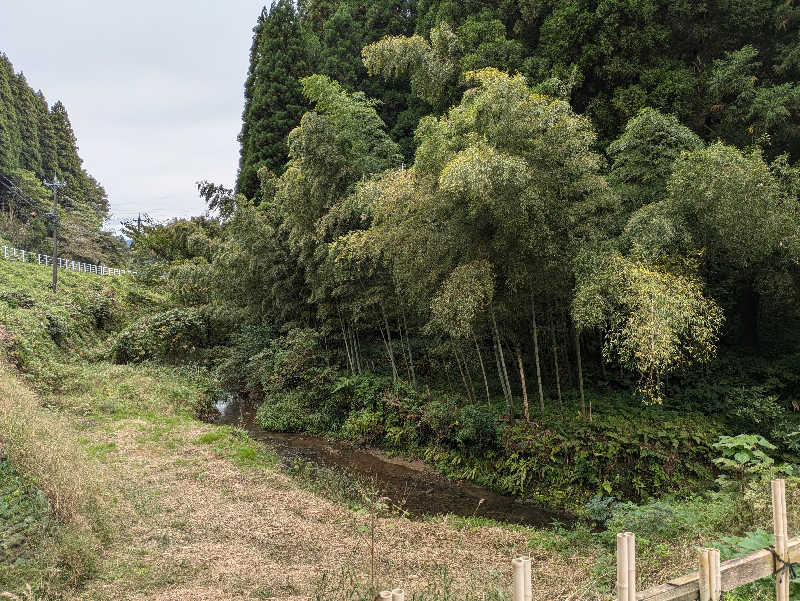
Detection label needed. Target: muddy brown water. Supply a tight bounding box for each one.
[214,396,569,528]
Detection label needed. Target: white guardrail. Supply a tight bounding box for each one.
[1,244,132,276]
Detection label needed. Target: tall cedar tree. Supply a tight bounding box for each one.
[238,0,423,199]
[0,55,21,171]
[240,0,800,177]
[237,1,313,199]
[12,72,42,176]
[34,92,58,179]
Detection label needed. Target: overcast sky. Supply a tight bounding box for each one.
[0,1,266,230]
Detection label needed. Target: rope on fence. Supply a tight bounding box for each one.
[0,244,132,277]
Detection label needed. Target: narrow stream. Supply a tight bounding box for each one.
[214,395,569,528]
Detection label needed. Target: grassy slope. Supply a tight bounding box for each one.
[0,258,786,600]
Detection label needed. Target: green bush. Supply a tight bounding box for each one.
[498,407,719,503]
[338,408,383,443]
[454,403,504,451]
[215,323,274,392]
[45,313,69,346]
[418,396,460,443]
[256,390,314,433]
[0,289,34,309]
[111,308,208,364]
[728,386,785,434]
[606,498,697,542]
[83,291,116,330]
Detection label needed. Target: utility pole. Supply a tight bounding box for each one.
[44,174,65,292]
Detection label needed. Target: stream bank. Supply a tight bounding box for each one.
[214,395,569,528]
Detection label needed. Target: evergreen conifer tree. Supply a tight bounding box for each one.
[11,73,42,176]
[35,92,58,179]
[237,0,313,199]
[0,55,21,172]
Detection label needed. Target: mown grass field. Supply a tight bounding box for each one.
[0,258,791,600]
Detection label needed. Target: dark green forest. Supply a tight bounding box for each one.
[0,54,126,265]
[119,0,800,508]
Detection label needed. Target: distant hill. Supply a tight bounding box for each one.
[0,53,127,266]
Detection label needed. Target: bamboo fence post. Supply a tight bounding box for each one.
[710,548,721,601]
[512,556,525,601]
[521,555,532,601]
[617,533,629,601]
[391,588,404,601]
[627,532,636,601]
[616,532,636,601]
[698,548,721,601]
[772,479,789,601]
[698,548,710,601]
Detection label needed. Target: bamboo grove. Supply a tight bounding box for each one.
[126,5,800,423]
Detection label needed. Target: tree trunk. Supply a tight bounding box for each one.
[352,326,362,374]
[493,328,509,406]
[453,340,473,402]
[460,345,477,402]
[378,309,398,386]
[531,297,545,414]
[473,331,491,404]
[397,316,412,383]
[561,308,574,389]
[548,304,562,407]
[515,341,530,422]
[339,314,355,375]
[574,325,587,420]
[401,308,417,390]
[492,310,513,417]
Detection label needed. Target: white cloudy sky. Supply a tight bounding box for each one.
[0,1,266,230]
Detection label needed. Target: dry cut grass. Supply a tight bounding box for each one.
[0,363,609,601]
[0,369,108,527]
[76,418,607,601]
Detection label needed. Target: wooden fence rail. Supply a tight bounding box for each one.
[1,244,132,277]
[610,479,794,601]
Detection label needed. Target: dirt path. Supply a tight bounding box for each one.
[76,419,602,601]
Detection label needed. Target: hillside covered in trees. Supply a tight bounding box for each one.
[0,54,126,265]
[115,0,800,512]
[5,2,800,599]
[237,0,800,198]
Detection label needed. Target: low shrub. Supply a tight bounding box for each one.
[454,403,504,451]
[45,312,69,346]
[338,408,383,443]
[256,390,314,433]
[499,407,719,504]
[83,291,117,330]
[111,308,208,364]
[727,386,785,435]
[0,289,34,309]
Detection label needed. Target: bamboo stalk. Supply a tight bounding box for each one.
[512,557,525,601]
[473,331,491,403]
[515,341,530,422]
[391,588,405,601]
[530,296,545,414]
[378,591,392,600]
